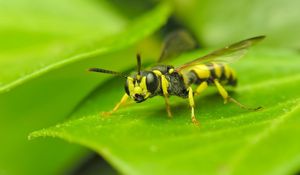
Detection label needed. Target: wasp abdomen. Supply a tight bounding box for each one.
[186,63,237,86]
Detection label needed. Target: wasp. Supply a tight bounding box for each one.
[89,30,264,125]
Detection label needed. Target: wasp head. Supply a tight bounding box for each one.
[125,71,159,103]
[88,53,159,103]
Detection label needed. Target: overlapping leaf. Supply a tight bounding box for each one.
[174,0,300,49]
[0,1,171,174]
[0,0,170,93]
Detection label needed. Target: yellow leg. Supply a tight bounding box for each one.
[160,74,173,118]
[112,93,129,112]
[214,79,229,104]
[164,96,172,117]
[214,79,261,111]
[188,87,199,126]
[102,94,128,116]
[194,81,208,96]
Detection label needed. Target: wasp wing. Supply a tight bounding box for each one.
[175,35,265,72]
[158,30,198,63]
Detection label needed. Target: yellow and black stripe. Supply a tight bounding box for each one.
[185,63,237,86]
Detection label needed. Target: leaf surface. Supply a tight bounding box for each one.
[30,48,300,175]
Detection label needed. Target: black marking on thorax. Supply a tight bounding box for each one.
[150,65,189,98]
[165,72,189,98]
[150,65,174,74]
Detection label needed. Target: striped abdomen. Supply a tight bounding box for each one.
[185,63,237,86]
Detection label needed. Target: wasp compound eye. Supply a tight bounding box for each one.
[124,80,130,96]
[146,72,158,94]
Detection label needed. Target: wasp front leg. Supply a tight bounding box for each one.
[213,79,261,111]
[161,74,172,117]
[102,93,129,116]
[188,87,199,126]
[164,96,172,118]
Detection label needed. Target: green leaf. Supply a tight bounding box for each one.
[0,1,171,175]
[30,48,300,175]
[174,0,300,49]
[0,1,171,93]
[0,0,126,92]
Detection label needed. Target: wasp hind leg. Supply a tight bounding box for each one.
[188,87,199,126]
[102,93,129,116]
[213,79,261,111]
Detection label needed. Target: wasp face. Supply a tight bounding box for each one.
[125,71,159,103]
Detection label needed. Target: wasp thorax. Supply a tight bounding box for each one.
[124,71,159,103]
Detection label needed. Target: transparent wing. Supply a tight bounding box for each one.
[158,30,198,63]
[176,35,265,72]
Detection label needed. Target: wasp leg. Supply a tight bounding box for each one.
[213,79,261,111]
[102,93,128,116]
[188,87,199,126]
[112,93,129,112]
[164,96,172,117]
[194,81,208,96]
[161,74,172,117]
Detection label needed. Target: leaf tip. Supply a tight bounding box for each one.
[28,128,52,141]
[28,132,38,140]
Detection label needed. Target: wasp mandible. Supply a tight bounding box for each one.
[89,30,264,125]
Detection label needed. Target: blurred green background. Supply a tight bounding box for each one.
[1,0,300,175]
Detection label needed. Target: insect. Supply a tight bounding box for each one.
[88,30,265,125]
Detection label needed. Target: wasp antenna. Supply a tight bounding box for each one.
[136,53,142,76]
[88,68,127,78]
